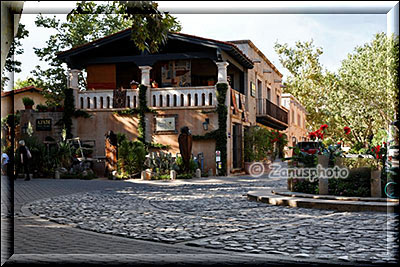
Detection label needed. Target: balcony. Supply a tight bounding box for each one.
[256,98,288,130]
[77,86,216,110]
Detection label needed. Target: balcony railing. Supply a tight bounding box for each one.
[256,98,288,124]
[77,86,216,110]
[151,86,216,108]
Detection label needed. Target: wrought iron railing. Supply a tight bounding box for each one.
[256,98,288,124]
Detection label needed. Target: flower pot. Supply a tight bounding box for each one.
[208,81,215,86]
[130,84,138,89]
[24,105,33,110]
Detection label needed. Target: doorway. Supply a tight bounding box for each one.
[232,123,243,169]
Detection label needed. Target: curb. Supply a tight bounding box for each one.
[247,190,399,213]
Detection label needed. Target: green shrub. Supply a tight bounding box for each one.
[177,173,193,179]
[22,97,34,106]
[118,140,146,177]
[292,178,318,194]
[328,167,371,197]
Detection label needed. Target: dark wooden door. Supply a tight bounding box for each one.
[232,124,243,169]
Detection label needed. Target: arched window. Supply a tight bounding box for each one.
[133,96,137,108]
[93,97,97,109]
[107,96,110,108]
[153,95,156,107]
[87,97,90,109]
[187,94,191,106]
[159,95,163,107]
[166,95,170,107]
[100,97,104,109]
[173,94,177,107]
[202,93,206,106]
[127,96,130,108]
[209,93,213,106]
[180,94,184,106]
[194,94,198,106]
[80,97,84,109]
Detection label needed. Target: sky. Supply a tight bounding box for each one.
[7,1,393,90]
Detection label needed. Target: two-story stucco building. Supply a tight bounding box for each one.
[281,93,308,156]
[52,29,289,175]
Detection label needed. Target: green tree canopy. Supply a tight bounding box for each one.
[274,33,399,149]
[1,23,29,89]
[31,1,181,138]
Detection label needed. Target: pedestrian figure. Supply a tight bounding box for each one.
[19,140,32,181]
[178,126,192,173]
[1,150,10,177]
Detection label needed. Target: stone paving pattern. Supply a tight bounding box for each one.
[24,172,399,265]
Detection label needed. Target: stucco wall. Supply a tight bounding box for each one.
[74,107,218,174]
[1,92,46,117]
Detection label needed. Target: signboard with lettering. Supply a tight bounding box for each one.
[156,117,176,132]
[250,82,256,97]
[36,119,52,131]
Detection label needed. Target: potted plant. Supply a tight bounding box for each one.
[207,78,215,86]
[22,97,34,110]
[130,80,139,89]
[36,104,48,112]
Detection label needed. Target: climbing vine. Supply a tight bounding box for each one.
[193,83,228,175]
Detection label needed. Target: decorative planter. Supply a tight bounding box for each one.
[208,81,215,86]
[130,85,138,89]
[370,169,382,198]
[24,105,33,110]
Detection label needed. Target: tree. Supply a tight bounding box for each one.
[274,33,399,149]
[1,23,29,89]
[32,1,181,138]
[13,77,39,90]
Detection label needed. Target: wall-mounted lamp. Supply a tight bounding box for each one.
[202,118,210,131]
[263,69,272,73]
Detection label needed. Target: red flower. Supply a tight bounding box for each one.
[337,142,341,145]
[308,131,317,140]
[320,124,328,131]
[375,145,381,153]
[279,133,283,138]
[383,142,386,146]
[272,138,278,142]
[344,126,351,135]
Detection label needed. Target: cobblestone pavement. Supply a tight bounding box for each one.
[23,166,399,266]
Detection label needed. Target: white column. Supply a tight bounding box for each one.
[68,69,81,109]
[139,66,152,107]
[216,61,229,84]
[139,66,152,86]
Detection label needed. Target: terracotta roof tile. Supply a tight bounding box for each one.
[1,86,42,97]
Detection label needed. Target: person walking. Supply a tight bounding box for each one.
[19,140,32,181]
[1,150,9,177]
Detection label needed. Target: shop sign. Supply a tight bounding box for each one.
[36,119,52,131]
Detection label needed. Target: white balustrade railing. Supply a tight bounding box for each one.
[77,86,217,110]
[151,86,216,108]
[78,89,139,110]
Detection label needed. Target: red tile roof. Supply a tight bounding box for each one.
[1,86,43,97]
